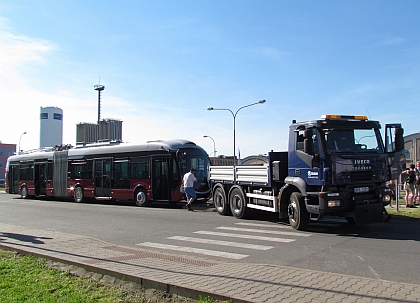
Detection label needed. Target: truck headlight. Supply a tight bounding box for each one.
[328,200,341,207]
[383,195,391,202]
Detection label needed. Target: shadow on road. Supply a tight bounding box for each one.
[0,232,53,244]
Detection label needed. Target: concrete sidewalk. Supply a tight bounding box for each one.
[0,222,419,303]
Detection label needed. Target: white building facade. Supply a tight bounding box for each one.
[404,132,420,166]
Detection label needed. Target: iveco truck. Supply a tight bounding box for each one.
[209,115,404,230]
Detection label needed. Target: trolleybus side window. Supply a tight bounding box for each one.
[20,163,33,181]
[113,159,129,178]
[47,161,53,180]
[130,157,149,179]
[69,160,92,179]
[113,158,130,189]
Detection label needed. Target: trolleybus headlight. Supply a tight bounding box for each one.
[383,195,391,202]
[327,200,341,207]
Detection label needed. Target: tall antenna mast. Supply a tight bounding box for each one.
[94,78,105,123]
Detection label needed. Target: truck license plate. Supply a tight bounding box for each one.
[354,187,369,193]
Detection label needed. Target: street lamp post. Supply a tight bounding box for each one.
[18,132,27,154]
[203,135,216,164]
[207,99,266,182]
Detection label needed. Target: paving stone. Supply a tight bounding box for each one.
[1,222,419,303]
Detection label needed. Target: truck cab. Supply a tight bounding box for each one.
[285,115,404,228]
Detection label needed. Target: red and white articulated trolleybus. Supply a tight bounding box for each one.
[5,139,211,206]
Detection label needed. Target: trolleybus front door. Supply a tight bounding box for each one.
[8,164,19,194]
[94,158,112,197]
[151,156,171,201]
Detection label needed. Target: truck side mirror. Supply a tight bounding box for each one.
[385,124,404,153]
[394,128,404,152]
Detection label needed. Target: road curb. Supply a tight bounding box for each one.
[0,243,247,303]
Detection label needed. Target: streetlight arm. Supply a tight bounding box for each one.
[203,135,217,164]
[208,108,234,118]
[18,131,27,154]
[203,135,215,145]
[234,100,266,117]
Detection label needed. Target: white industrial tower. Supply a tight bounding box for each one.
[40,106,63,148]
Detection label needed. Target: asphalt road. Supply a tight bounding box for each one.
[1,192,419,285]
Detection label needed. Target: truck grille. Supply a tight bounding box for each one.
[340,170,378,183]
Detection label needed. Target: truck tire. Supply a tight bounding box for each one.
[345,217,355,224]
[229,187,250,219]
[214,186,231,216]
[288,192,309,230]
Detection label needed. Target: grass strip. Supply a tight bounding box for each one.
[0,249,228,303]
[0,249,136,303]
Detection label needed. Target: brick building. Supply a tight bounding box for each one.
[0,142,16,187]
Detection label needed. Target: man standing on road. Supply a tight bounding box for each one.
[183,168,197,211]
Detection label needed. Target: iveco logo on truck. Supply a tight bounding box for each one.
[354,159,370,164]
[353,159,372,170]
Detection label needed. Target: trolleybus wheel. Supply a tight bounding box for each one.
[135,188,151,207]
[74,186,84,203]
[288,192,309,230]
[229,187,250,219]
[214,186,231,216]
[21,185,28,199]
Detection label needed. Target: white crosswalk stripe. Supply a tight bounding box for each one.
[137,242,248,259]
[234,221,334,231]
[194,230,295,243]
[168,236,273,250]
[235,222,292,229]
[136,222,313,260]
[216,226,312,237]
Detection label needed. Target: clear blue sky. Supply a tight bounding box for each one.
[1,1,419,157]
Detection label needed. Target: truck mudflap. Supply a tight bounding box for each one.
[354,203,384,224]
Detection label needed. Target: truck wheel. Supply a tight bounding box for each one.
[345,217,355,224]
[214,187,231,216]
[135,188,151,207]
[229,187,250,219]
[21,185,28,199]
[288,192,309,230]
[383,209,391,222]
[74,186,84,203]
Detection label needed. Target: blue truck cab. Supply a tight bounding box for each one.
[282,114,404,229]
